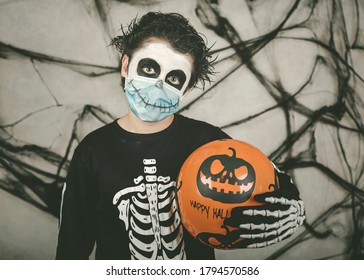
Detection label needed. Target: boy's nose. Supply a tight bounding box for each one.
[155,79,163,89]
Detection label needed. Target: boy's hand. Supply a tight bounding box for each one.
[224,171,305,248]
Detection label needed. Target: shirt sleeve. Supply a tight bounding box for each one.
[56,146,96,259]
[212,128,231,141]
[271,161,301,199]
[208,125,232,142]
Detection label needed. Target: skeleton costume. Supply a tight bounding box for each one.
[56,114,229,259]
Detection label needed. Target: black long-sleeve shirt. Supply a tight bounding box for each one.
[56,114,229,260]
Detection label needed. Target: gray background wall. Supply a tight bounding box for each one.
[0,0,363,259]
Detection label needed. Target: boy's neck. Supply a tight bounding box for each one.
[117,111,174,134]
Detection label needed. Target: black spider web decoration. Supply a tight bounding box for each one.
[182,0,364,259]
[0,0,363,259]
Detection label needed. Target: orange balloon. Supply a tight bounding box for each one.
[177,139,279,249]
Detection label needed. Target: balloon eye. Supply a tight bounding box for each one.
[210,160,224,175]
[234,166,248,180]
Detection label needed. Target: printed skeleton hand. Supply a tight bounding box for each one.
[224,170,305,248]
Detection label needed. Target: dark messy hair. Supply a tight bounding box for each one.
[110,12,215,89]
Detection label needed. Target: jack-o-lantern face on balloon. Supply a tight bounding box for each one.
[197,147,256,204]
[177,139,278,249]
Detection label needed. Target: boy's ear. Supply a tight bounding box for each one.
[121,54,129,78]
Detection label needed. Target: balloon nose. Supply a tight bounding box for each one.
[155,79,163,89]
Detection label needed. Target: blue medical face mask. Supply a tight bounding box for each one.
[124,76,184,122]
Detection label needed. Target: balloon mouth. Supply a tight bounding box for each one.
[197,171,255,204]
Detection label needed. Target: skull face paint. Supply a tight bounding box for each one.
[136,58,187,91]
[123,41,193,122]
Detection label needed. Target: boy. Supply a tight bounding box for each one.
[56,12,304,260]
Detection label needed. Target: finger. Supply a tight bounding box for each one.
[239,212,299,234]
[264,197,299,206]
[246,226,298,248]
[242,205,297,218]
[225,213,279,228]
[298,200,305,216]
[239,222,280,233]
[253,192,275,203]
[225,205,279,227]
[253,192,296,203]
[298,215,306,226]
[254,189,300,203]
[230,203,291,217]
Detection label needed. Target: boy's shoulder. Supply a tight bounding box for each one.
[75,120,117,151]
[175,113,220,130]
[175,113,230,140]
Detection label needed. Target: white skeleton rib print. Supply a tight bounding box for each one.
[112,159,186,260]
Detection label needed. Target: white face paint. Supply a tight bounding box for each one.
[126,40,193,93]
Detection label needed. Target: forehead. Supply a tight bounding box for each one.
[130,39,193,72]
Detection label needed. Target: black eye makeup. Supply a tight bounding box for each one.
[136,58,187,90]
[165,70,187,90]
[137,58,161,78]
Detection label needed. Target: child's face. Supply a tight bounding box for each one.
[122,38,194,94]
